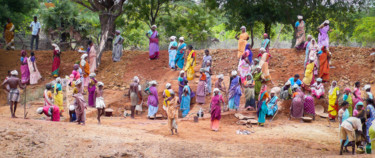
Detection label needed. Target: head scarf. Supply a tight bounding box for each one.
[11,70,18,76]
[179,37,184,41]
[344,87,351,92]
[355,101,364,109]
[231,70,237,76]
[364,84,371,90]
[89,73,96,78]
[52,43,60,51]
[213,88,220,93]
[170,36,176,41]
[329,81,337,94]
[179,70,185,75]
[200,68,205,72]
[270,88,276,94]
[165,83,171,89]
[56,77,61,83]
[259,47,266,52]
[36,107,43,114]
[297,15,303,20]
[307,35,312,39]
[21,50,27,56]
[263,33,268,38]
[316,78,322,82]
[69,105,75,111]
[240,26,246,31]
[217,74,224,79]
[151,25,157,29]
[98,82,104,86]
[133,76,139,83]
[292,84,299,90]
[80,54,88,66]
[323,20,329,24]
[115,30,121,34]
[285,80,291,86]
[73,64,79,70]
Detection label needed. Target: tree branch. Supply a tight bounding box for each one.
[72,0,97,12]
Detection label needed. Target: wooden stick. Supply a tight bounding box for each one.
[23,86,27,119]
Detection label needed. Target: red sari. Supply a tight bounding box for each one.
[52,50,60,77]
[318,47,330,82]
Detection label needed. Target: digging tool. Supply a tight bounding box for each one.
[223,82,229,112]
[23,85,28,119]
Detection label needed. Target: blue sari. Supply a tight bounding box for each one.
[267,96,278,116]
[244,44,253,65]
[258,91,268,123]
[228,76,242,110]
[175,43,186,69]
[340,109,350,146]
[180,85,191,118]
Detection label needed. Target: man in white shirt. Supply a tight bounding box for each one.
[339,117,366,155]
[30,16,41,50]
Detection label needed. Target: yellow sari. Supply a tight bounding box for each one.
[184,50,196,81]
[260,53,271,81]
[54,84,64,112]
[4,22,15,49]
[238,32,249,58]
[302,62,314,85]
[328,86,339,118]
[163,89,171,110]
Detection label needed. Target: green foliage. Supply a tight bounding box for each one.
[351,17,375,47]
[0,0,38,30]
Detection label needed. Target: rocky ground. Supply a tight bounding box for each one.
[0,47,375,157]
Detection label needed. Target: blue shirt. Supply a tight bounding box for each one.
[289,77,302,86]
[30,21,41,35]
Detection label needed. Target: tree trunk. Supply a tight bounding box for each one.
[250,26,254,48]
[97,13,116,67]
[291,23,297,48]
[264,22,271,38]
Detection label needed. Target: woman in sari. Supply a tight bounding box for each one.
[366,99,375,142]
[328,81,339,120]
[80,54,90,90]
[280,81,292,100]
[253,66,263,101]
[318,20,330,48]
[54,77,64,116]
[184,45,196,81]
[166,91,178,135]
[168,36,177,69]
[308,39,320,75]
[178,71,187,103]
[163,83,173,112]
[27,52,42,85]
[302,57,316,90]
[338,101,350,151]
[259,49,272,83]
[211,88,224,131]
[238,51,251,84]
[51,44,61,77]
[290,87,305,119]
[260,33,270,53]
[88,73,97,107]
[352,81,363,107]
[244,44,253,65]
[343,88,353,116]
[267,89,278,116]
[235,26,249,58]
[244,73,256,110]
[196,69,207,104]
[147,81,159,118]
[257,85,269,126]
[175,37,186,70]
[311,78,325,99]
[304,95,315,120]
[304,35,312,68]
[228,71,242,110]
[112,30,124,62]
[295,15,306,49]
[147,25,159,60]
[318,46,330,82]
[4,18,15,50]
[88,41,97,73]
[204,60,212,94]
[20,50,30,84]
[180,83,191,118]
[44,83,54,107]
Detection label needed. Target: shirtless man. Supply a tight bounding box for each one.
[2,70,25,118]
[128,76,142,118]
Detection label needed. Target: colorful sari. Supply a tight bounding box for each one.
[228,76,242,110]
[304,41,311,67]
[318,47,330,82]
[88,45,97,73]
[4,22,15,50]
[88,78,97,107]
[238,32,249,58]
[245,44,253,65]
[149,30,159,59]
[304,95,315,115]
[27,56,42,85]
[318,25,329,48]
[20,56,30,84]
[244,79,256,109]
[163,89,172,111]
[267,96,278,116]
[352,88,363,107]
[112,35,123,62]
[211,94,224,131]
[257,90,268,124]
[343,93,353,116]
[42,105,60,122]
[302,62,314,87]
[167,98,178,130]
[308,39,319,75]
[180,85,191,118]
[238,58,251,84]
[147,86,159,117]
[54,83,64,112]
[168,41,177,68]
[80,61,90,87]
[52,49,60,77]
[254,72,263,101]
[328,84,339,119]
[261,38,270,53]
[175,43,186,69]
[311,82,324,99]
[260,53,271,81]
[366,104,375,142]
[295,21,306,48]
[184,50,196,81]
[196,75,206,104]
[178,77,187,103]
[291,89,305,118]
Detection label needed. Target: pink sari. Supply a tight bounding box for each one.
[88,46,97,73]
[27,57,42,85]
[20,57,30,84]
[353,88,362,106]
[149,31,159,59]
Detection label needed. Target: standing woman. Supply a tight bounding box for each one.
[27,52,42,85]
[184,45,196,81]
[166,91,178,135]
[20,50,30,84]
[235,26,249,58]
[88,41,97,73]
[168,36,178,69]
[308,39,319,76]
[304,35,313,68]
[228,70,242,111]
[88,73,97,108]
[253,66,263,102]
[175,37,186,70]
[238,51,251,84]
[352,81,363,107]
[318,20,330,49]
[4,18,15,50]
[260,33,270,53]
[147,25,159,60]
[258,85,269,126]
[328,81,339,121]
[211,88,224,131]
[177,70,187,103]
[51,44,61,77]
[147,81,159,119]
[244,73,256,110]
[343,88,353,116]
[112,30,124,62]
[294,15,306,49]
[80,54,90,91]
[259,48,272,83]
[180,81,191,118]
[318,46,330,82]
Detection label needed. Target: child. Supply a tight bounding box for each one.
[96,82,105,124]
[88,73,97,107]
[28,52,42,84]
[196,68,207,104]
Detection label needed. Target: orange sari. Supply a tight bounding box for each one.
[318,49,330,81]
[4,22,15,49]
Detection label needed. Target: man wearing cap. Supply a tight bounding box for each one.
[235,26,249,58]
[112,30,124,62]
[146,25,159,60]
[2,70,25,118]
[295,15,306,50]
